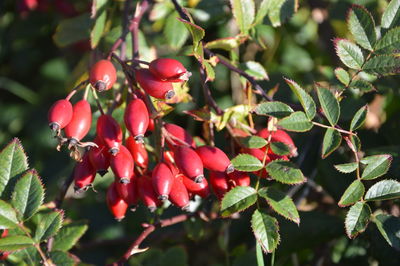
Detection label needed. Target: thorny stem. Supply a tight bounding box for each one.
[312,121,356,136]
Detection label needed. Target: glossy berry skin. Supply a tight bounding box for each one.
[152,162,174,201]
[164,123,196,148]
[227,170,250,188]
[169,175,190,210]
[115,175,138,206]
[126,136,148,169]
[257,129,297,157]
[110,145,134,184]
[174,146,204,183]
[73,153,97,192]
[96,114,123,155]
[138,175,161,212]
[107,182,128,221]
[181,174,210,198]
[89,60,117,92]
[209,171,229,200]
[149,58,187,81]
[241,148,268,162]
[64,100,92,143]
[135,69,175,99]
[88,141,110,176]
[48,99,73,131]
[124,98,149,143]
[147,118,155,133]
[195,146,233,174]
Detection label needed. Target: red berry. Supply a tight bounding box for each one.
[0,229,8,238]
[106,182,128,221]
[88,138,110,176]
[241,148,268,162]
[227,170,250,188]
[89,60,117,92]
[110,145,134,184]
[96,114,123,155]
[181,174,210,198]
[169,175,190,210]
[64,100,92,143]
[124,98,149,143]
[147,118,155,133]
[135,69,175,99]
[48,99,73,131]
[73,153,97,192]
[174,146,204,183]
[209,171,229,200]
[152,162,174,200]
[149,58,188,82]
[164,123,196,148]
[126,136,148,169]
[257,129,297,157]
[115,175,138,206]
[195,146,234,174]
[0,229,9,260]
[138,175,161,212]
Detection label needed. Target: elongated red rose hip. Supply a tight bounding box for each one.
[138,175,161,212]
[48,99,73,131]
[174,145,204,183]
[257,129,297,157]
[135,69,175,99]
[152,162,174,200]
[115,175,138,206]
[169,175,190,210]
[195,146,234,173]
[126,136,148,169]
[73,153,97,192]
[88,139,110,176]
[96,114,123,155]
[227,170,250,188]
[164,123,196,148]
[89,59,117,92]
[124,98,149,143]
[209,171,229,200]
[64,99,92,144]
[149,58,188,81]
[110,145,134,184]
[181,174,210,198]
[107,182,128,221]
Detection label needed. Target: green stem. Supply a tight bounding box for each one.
[312,121,355,136]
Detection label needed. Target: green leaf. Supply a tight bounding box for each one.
[33,210,63,242]
[11,170,44,221]
[251,209,279,253]
[347,5,376,51]
[316,85,340,126]
[381,0,400,29]
[374,214,400,249]
[284,78,316,120]
[350,135,362,152]
[338,180,365,207]
[202,61,215,82]
[350,105,368,131]
[258,187,299,224]
[265,160,306,185]
[0,235,34,251]
[349,80,376,93]
[52,221,88,251]
[11,246,39,264]
[0,200,18,229]
[277,111,313,132]
[220,186,257,217]
[241,61,269,80]
[238,136,268,149]
[0,77,39,104]
[53,13,92,47]
[205,36,247,51]
[231,154,264,172]
[267,0,296,27]
[364,180,400,201]
[254,0,270,25]
[345,201,371,238]
[0,138,29,197]
[164,12,190,49]
[90,0,107,49]
[49,251,75,266]
[321,128,342,158]
[254,101,293,118]
[361,154,392,180]
[363,55,400,76]
[256,241,265,266]
[374,27,400,53]
[334,162,359,174]
[334,39,364,69]
[270,142,291,156]
[230,0,255,34]
[179,18,205,57]
[334,67,350,85]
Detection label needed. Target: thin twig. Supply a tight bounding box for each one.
[199,66,224,115]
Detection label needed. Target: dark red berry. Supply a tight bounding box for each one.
[126,136,148,169]
[110,145,134,184]
[195,146,233,173]
[73,153,97,192]
[138,175,161,212]
[135,69,175,99]
[88,137,110,176]
[147,118,155,133]
[209,171,229,200]
[174,146,204,183]
[169,175,190,210]
[181,174,210,198]
[152,162,174,201]
[96,114,123,155]
[115,174,138,206]
[124,98,149,143]
[64,99,92,143]
[89,59,117,92]
[106,182,128,221]
[149,58,188,82]
[227,170,250,188]
[164,123,196,148]
[48,99,73,131]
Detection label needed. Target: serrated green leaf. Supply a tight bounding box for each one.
[265,160,306,184]
[374,214,400,249]
[269,142,291,156]
[230,0,255,34]
[241,61,269,80]
[238,136,268,149]
[334,39,364,69]
[338,180,365,207]
[345,201,371,238]
[321,128,342,158]
[202,61,215,82]
[374,27,400,53]
[284,78,316,120]
[11,246,39,264]
[90,0,107,49]
[350,105,368,131]
[179,18,205,58]
[11,170,44,221]
[349,79,375,93]
[363,55,400,76]
[334,67,351,85]
[381,0,400,29]
[347,5,376,50]
[361,154,392,180]
[33,210,63,242]
[220,186,257,217]
[254,0,270,25]
[0,138,29,197]
[205,36,247,51]
[258,187,299,224]
[277,111,313,132]
[251,209,279,253]
[49,251,75,266]
[52,221,88,251]
[267,0,296,27]
[0,200,18,229]
[231,154,264,172]
[53,13,92,47]
[164,12,189,49]
[0,235,34,251]
[254,101,293,118]
[317,85,340,126]
[334,162,359,173]
[350,134,361,152]
[365,180,400,201]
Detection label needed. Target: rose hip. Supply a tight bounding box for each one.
[209,171,229,200]
[164,123,196,148]
[106,182,128,221]
[138,175,161,212]
[73,153,97,193]
[152,162,174,200]
[64,99,92,144]
[124,98,149,143]
[135,69,175,99]
[110,145,134,184]
[89,59,117,92]
[149,58,188,81]
[181,174,210,198]
[126,136,148,169]
[96,114,123,155]
[174,145,204,183]
[169,175,190,210]
[48,99,73,131]
[195,146,234,174]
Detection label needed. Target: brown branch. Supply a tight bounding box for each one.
[199,66,224,115]
[131,1,150,59]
